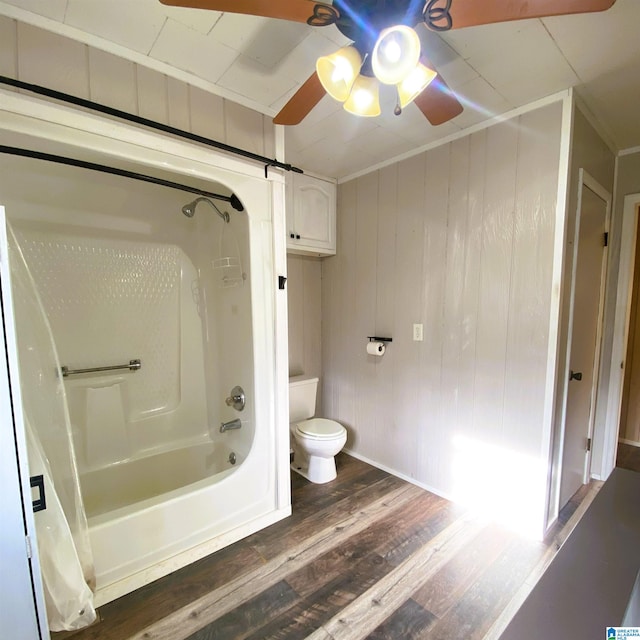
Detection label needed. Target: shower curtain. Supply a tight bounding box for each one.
[8,225,96,631]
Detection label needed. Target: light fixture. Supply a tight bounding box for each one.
[343,75,381,117]
[316,46,362,102]
[316,24,434,118]
[371,25,421,85]
[396,61,437,108]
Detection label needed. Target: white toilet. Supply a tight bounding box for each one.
[289,375,347,484]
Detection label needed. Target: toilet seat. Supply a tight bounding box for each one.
[295,418,345,440]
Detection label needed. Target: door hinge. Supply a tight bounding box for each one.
[25,535,33,559]
[604,232,609,247]
[586,437,592,452]
[278,275,287,290]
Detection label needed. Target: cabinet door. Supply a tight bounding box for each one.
[0,205,48,639]
[288,174,336,256]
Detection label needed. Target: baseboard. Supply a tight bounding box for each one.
[619,438,640,448]
[341,447,454,503]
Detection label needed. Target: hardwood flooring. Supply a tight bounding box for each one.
[58,452,609,640]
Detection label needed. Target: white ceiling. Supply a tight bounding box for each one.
[3,0,640,179]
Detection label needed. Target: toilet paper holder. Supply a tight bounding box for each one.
[367,336,392,343]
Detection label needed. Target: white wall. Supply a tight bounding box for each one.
[0,16,275,161]
[287,254,323,411]
[617,152,640,198]
[322,102,564,534]
[287,255,322,378]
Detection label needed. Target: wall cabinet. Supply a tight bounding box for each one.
[287,173,336,256]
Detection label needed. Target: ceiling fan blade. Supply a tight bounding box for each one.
[158,0,338,24]
[413,74,463,126]
[273,73,326,125]
[433,0,617,31]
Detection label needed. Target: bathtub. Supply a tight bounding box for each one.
[1,139,290,607]
[80,440,240,518]
[88,434,272,606]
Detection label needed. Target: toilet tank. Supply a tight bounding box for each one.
[289,375,318,422]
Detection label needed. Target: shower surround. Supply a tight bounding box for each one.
[1,123,289,609]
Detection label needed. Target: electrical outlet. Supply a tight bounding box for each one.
[413,323,423,341]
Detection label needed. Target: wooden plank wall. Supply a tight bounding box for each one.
[287,254,323,410]
[322,102,564,532]
[547,107,615,518]
[0,17,275,160]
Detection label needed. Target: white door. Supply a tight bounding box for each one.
[0,205,48,638]
[559,179,609,508]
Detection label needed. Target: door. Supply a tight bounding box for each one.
[0,205,48,638]
[559,176,609,508]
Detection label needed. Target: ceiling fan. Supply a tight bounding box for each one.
[159,0,616,126]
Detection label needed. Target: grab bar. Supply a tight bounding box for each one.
[60,359,141,377]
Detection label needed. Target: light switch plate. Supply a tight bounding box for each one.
[413,323,423,341]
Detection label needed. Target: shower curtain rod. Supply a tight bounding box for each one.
[0,145,245,211]
[0,75,303,179]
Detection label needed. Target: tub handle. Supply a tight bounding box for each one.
[225,385,245,411]
[220,418,242,433]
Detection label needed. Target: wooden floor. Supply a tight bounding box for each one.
[57,449,636,640]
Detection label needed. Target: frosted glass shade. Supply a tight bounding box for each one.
[316,46,362,102]
[397,62,437,108]
[343,75,381,117]
[372,25,421,85]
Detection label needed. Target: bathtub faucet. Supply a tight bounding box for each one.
[220,418,242,433]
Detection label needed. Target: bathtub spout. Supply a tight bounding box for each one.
[220,418,242,433]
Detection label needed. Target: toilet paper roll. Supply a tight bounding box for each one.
[367,341,386,356]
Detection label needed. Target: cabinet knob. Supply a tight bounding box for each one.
[296,234,300,239]
[290,233,295,239]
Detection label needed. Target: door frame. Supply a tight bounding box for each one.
[558,169,611,502]
[601,193,640,474]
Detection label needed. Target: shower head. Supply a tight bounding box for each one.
[181,197,230,223]
[182,203,196,218]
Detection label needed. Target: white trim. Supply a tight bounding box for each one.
[557,169,611,508]
[619,146,640,158]
[275,125,286,163]
[338,90,571,184]
[580,171,612,485]
[0,1,273,118]
[542,92,575,530]
[602,193,640,476]
[342,448,455,503]
[272,158,291,512]
[619,438,640,447]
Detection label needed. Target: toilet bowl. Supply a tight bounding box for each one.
[292,418,347,484]
[289,376,347,484]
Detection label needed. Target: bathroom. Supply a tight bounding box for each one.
[2,6,639,637]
